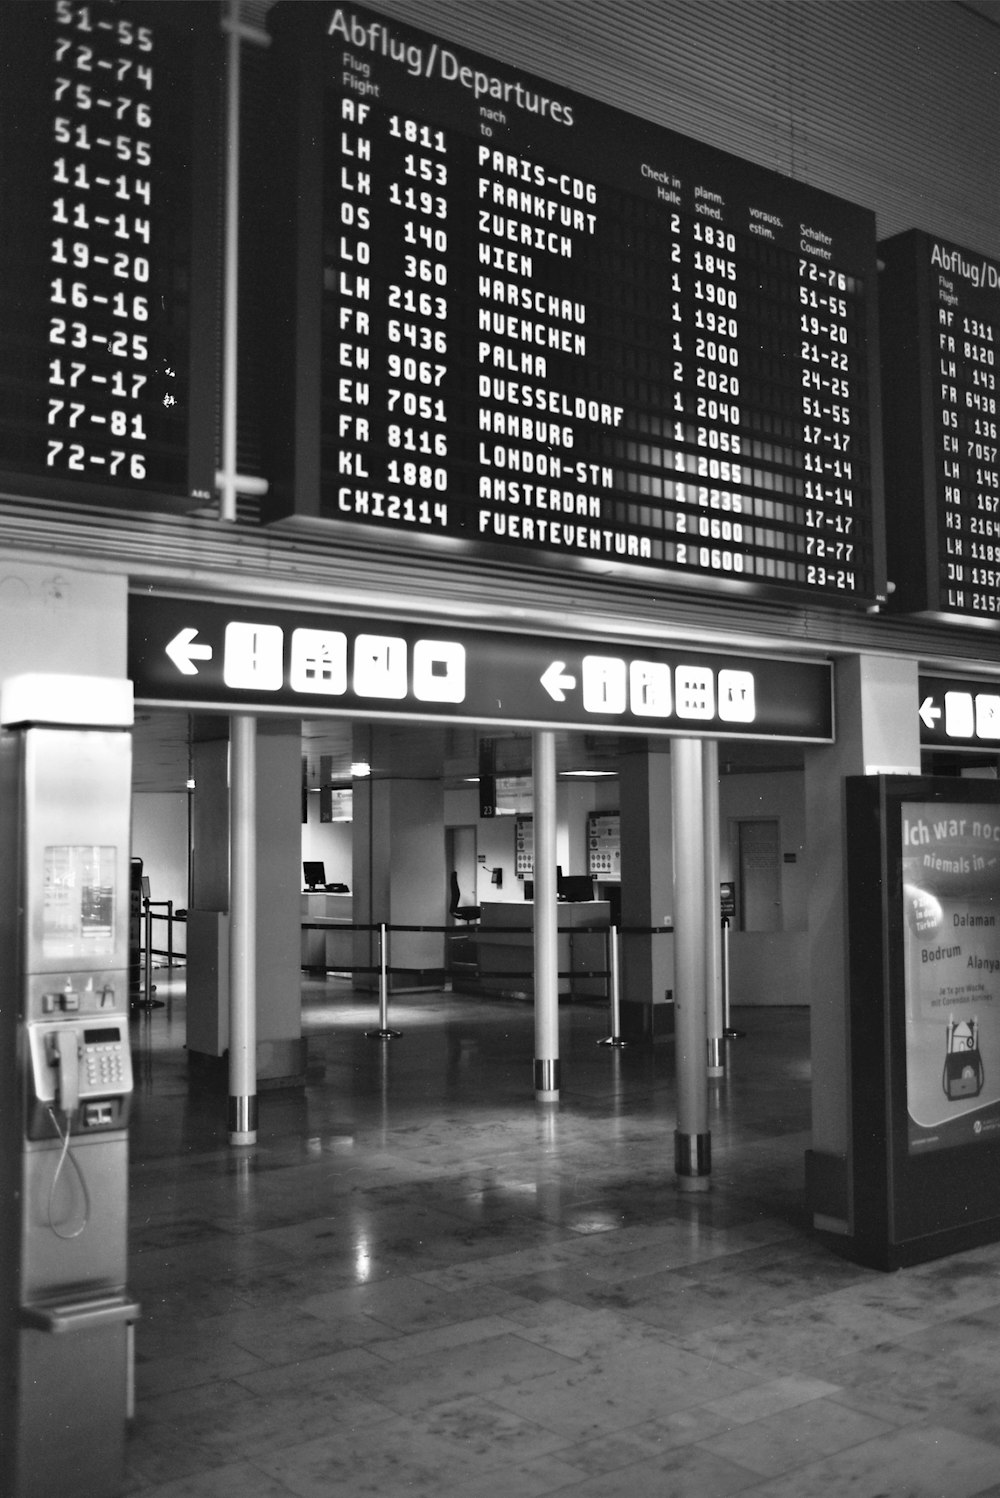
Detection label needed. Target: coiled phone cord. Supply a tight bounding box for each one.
[45,1105,91,1240]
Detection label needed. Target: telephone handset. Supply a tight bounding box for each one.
[47,1028,81,1115]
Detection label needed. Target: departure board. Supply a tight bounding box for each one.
[264,2,885,606]
[0,1,219,514]
[880,230,1000,620]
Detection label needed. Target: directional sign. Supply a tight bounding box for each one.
[128,595,833,741]
[165,627,213,676]
[919,675,1000,749]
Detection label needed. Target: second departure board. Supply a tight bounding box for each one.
[0,1,220,515]
[880,230,1000,620]
[264,1,885,606]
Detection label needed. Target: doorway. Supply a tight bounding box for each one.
[737,818,782,932]
[447,825,479,921]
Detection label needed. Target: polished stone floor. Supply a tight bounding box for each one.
[124,979,1000,1497]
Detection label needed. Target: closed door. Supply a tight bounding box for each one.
[738,819,781,932]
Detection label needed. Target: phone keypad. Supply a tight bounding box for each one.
[85,1042,126,1090]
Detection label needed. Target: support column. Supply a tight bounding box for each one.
[533,729,560,1100]
[703,740,724,1076]
[350,725,446,992]
[804,655,920,1230]
[619,745,674,1043]
[187,719,305,1090]
[187,728,230,1062]
[672,738,711,1189]
[228,714,257,1145]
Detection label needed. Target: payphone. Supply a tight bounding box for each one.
[0,674,138,1498]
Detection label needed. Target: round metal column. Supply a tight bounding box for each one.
[228,714,258,1145]
[671,738,711,1188]
[703,740,725,1077]
[532,729,560,1101]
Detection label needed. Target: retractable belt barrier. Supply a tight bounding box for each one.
[298,919,674,1044]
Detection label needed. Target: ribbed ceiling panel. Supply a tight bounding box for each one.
[359,0,1000,256]
[356,0,796,173]
[783,1,1000,252]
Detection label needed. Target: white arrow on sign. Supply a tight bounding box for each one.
[540,660,577,703]
[919,696,942,730]
[166,627,214,676]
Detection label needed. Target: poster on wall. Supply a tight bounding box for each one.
[902,802,1000,1152]
[515,814,533,877]
[587,812,621,880]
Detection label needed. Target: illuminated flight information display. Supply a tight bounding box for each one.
[265,2,885,606]
[0,1,219,513]
[880,230,1000,620]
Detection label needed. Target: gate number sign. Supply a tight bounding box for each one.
[129,594,833,741]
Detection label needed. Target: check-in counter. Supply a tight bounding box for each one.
[475,900,610,999]
[301,892,353,971]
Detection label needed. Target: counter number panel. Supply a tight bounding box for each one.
[0,1,220,514]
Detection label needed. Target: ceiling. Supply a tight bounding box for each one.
[131,705,804,794]
[962,0,1000,21]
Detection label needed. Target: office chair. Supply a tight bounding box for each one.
[449,871,481,922]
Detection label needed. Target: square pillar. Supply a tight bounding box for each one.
[804,655,920,1230]
[351,726,446,991]
[187,720,306,1085]
[619,744,675,1043]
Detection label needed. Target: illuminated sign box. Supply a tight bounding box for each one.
[261,1,885,607]
[0,1,221,514]
[845,775,1000,1269]
[128,593,833,742]
[919,674,1000,749]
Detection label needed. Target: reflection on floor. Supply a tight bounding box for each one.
[126,979,1000,1497]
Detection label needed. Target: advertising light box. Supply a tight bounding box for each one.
[263,2,885,607]
[901,802,1000,1154]
[845,776,1000,1269]
[0,1,220,514]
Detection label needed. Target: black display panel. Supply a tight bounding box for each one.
[0,1,220,513]
[845,776,1000,1269]
[128,592,834,742]
[263,2,885,606]
[880,229,1000,619]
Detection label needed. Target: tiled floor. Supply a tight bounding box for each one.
[124,979,1000,1497]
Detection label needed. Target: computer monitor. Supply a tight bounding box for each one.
[303,860,326,890]
[558,874,595,902]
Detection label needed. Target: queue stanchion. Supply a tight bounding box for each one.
[598,925,627,1047]
[722,915,745,1040]
[134,896,164,1010]
[367,921,401,1039]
